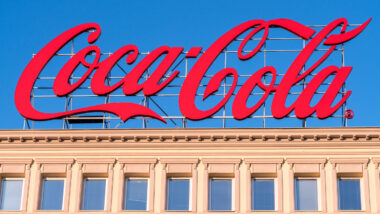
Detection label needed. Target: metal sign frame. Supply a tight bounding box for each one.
[22,22,365,129]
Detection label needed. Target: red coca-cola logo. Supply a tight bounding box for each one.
[15,18,371,124]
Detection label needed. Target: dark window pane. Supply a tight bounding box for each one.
[252,179,275,210]
[124,179,148,210]
[81,179,106,210]
[295,179,318,211]
[39,179,64,210]
[0,179,23,210]
[209,179,232,211]
[166,179,190,211]
[338,179,361,210]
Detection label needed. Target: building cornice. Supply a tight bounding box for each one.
[0,127,379,144]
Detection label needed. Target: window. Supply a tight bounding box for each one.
[39,178,65,210]
[294,178,318,211]
[166,178,190,211]
[0,178,23,210]
[209,178,232,211]
[81,178,106,210]
[124,179,148,211]
[338,178,361,210]
[252,179,275,211]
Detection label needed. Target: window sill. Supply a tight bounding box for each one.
[78,211,110,214]
[122,212,194,214]
[289,212,365,214]
[0,211,24,213]
[250,211,280,213]
[289,211,366,213]
[290,212,322,214]
[335,211,366,213]
[34,212,65,214]
[165,211,192,213]
[206,211,237,214]
[163,212,194,214]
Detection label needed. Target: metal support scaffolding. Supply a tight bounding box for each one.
[23,24,359,129]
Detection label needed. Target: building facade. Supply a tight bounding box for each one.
[0,127,379,213]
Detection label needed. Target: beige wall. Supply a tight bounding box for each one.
[0,127,379,213]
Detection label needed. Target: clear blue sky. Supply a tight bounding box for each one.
[0,0,379,129]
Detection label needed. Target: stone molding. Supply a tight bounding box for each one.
[0,127,379,143]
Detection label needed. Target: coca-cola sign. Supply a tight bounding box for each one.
[15,18,371,124]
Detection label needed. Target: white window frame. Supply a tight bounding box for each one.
[337,176,363,211]
[0,177,24,211]
[208,177,234,211]
[124,177,149,211]
[251,177,277,211]
[39,177,66,210]
[294,177,321,211]
[81,177,108,211]
[166,177,192,211]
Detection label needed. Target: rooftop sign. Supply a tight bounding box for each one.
[15,18,371,127]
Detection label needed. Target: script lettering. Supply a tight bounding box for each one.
[15,18,371,123]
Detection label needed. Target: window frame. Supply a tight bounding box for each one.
[165,177,192,211]
[337,176,364,211]
[0,177,24,211]
[251,177,277,211]
[38,177,66,211]
[293,177,321,211]
[246,158,284,213]
[330,158,370,212]
[80,177,108,211]
[208,177,234,212]
[0,158,32,212]
[76,158,115,212]
[118,159,157,213]
[203,159,241,213]
[123,177,149,211]
[34,158,74,212]
[287,158,327,213]
[160,158,198,212]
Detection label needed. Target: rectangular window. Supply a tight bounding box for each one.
[39,178,65,210]
[0,178,23,210]
[338,178,361,210]
[252,179,275,210]
[81,178,106,210]
[123,179,148,210]
[294,179,318,211]
[166,178,190,211]
[209,178,232,211]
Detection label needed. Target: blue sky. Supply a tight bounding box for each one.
[0,0,379,129]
